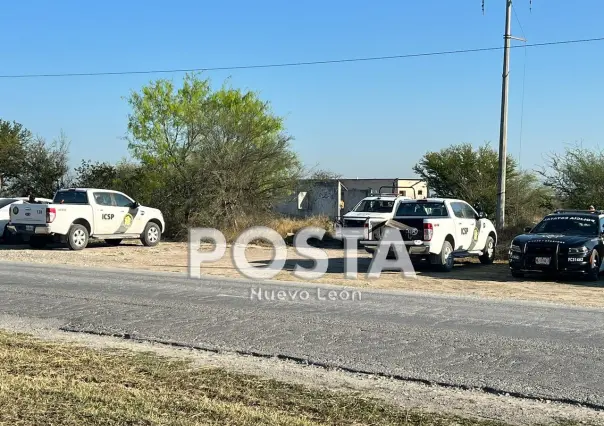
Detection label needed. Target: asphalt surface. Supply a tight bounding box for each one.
[0,261,603,408]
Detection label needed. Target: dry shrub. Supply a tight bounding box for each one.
[268,215,333,238]
[495,224,531,260]
[219,214,334,244]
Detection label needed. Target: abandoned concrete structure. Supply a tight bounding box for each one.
[275,178,427,220]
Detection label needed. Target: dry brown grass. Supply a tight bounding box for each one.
[268,215,334,238]
[0,330,514,426]
[219,214,335,244]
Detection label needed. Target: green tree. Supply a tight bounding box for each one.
[8,132,70,198]
[0,120,31,193]
[413,142,552,226]
[125,73,302,237]
[73,159,159,204]
[306,168,342,181]
[74,160,118,189]
[539,143,604,210]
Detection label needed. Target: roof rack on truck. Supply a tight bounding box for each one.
[374,185,417,199]
[553,209,604,215]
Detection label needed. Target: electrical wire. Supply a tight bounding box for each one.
[0,36,603,79]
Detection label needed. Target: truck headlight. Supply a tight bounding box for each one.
[568,246,588,254]
[509,244,521,252]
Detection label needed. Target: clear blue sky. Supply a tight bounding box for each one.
[1,0,603,179]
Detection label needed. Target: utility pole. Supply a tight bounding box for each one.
[495,0,512,231]
[494,0,527,230]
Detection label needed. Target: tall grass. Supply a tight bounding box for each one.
[219,214,335,244]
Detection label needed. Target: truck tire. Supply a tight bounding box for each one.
[141,222,161,247]
[431,240,454,272]
[67,224,89,251]
[511,269,524,278]
[586,249,600,281]
[105,239,122,246]
[29,235,47,249]
[479,235,495,264]
[1,226,12,245]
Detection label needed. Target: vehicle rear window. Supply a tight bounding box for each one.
[352,199,395,213]
[396,202,448,217]
[0,199,18,209]
[53,191,89,204]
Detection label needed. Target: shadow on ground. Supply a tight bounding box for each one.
[251,256,604,288]
[0,240,141,251]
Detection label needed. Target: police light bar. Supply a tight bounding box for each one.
[553,209,604,214]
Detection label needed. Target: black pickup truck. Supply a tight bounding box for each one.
[508,209,604,280]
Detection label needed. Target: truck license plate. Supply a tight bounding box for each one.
[535,257,550,265]
[26,225,33,231]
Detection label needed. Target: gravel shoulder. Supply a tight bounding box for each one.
[1,314,601,426]
[1,240,603,308]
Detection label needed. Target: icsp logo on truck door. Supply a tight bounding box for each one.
[102,213,115,220]
[114,213,135,234]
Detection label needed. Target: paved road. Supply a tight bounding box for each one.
[1,261,603,408]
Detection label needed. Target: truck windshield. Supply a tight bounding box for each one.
[352,199,395,213]
[53,191,89,204]
[396,202,448,217]
[530,215,598,236]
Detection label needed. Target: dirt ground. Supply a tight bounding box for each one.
[1,313,601,426]
[1,240,604,308]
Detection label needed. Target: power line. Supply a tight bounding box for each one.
[1,36,603,79]
[512,4,526,39]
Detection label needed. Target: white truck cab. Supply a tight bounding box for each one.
[335,194,411,238]
[342,194,411,226]
[360,198,497,271]
[7,188,165,250]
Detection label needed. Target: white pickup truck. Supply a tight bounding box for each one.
[360,198,497,271]
[7,188,165,250]
[340,194,411,228]
[335,194,411,239]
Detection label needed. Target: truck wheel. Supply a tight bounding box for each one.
[29,236,47,249]
[431,240,454,272]
[1,226,12,245]
[511,269,524,278]
[586,249,600,281]
[105,239,122,246]
[479,235,495,264]
[141,222,161,247]
[67,224,89,251]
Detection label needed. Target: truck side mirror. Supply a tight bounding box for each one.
[131,201,140,209]
[524,226,532,232]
